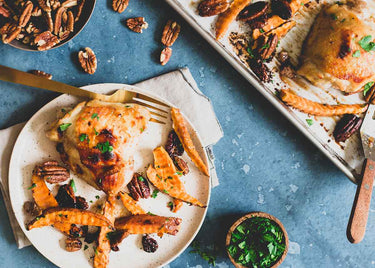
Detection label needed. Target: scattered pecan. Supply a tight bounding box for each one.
[198,0,229,17]
[249,59,272,82]
[237,1,269,21]
[38,0,52,12]
[69,224,85,238]
[142,234,158,253]
[126,17,148,33]
[107,230,129,251]
[18,1,33,27]
[112,0,129,13]
[23,201,41,216]
[0,5,10,18]
[55,184,76,208]
[29,70,53,79]
[271,0,293,20]
[35,30,59,51]
[0,22,21,44]
[75,196,89,210]
[54,6,66,35]
[333,114,363,143]
[160,47,172,65]
[127,173,150,201]
[173,156,189,175]
[256,33,278,61]
[166,130,184,157]
[44,11,54,32]
[65,237,82,252]
[278,51,296,79]
[161,20,180,47]
[34,160,69,183]
[78,47,97,74]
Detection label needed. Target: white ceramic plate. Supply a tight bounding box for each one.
[8,83,211,268]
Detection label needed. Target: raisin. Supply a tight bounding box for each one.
[166,130,184,157]
[142,235,158,253]
[75,196,89,210]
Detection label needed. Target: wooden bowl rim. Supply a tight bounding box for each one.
[225,211,289,268]
[8,0,96,52]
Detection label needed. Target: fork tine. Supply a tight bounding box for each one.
[135,93,171,108]
[150,111,168,119]
[133,100,169,114]
[150,118,166,124]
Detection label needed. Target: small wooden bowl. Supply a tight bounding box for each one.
[9,0,96,52]
[226,212,289,268]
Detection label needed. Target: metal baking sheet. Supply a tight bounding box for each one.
[165,0,375,183]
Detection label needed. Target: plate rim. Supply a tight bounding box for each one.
[8,82,211,268]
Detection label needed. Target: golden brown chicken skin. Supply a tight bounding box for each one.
[297,1,375,93]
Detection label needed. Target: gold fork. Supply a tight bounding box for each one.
[0,65,169,124]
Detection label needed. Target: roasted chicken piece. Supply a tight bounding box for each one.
[46,100,150,195]
[298,1,375,93]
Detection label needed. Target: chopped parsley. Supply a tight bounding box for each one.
[147,211,155,216]
[28,183,36,190]
[94,128,99,135]
[91,113,99,120]
[176,171,183,176]
[69,179,76,193]
[79,134,89,142]
[138,176,145,182]
[58,213,63,217]
[140,128,144,133]
[353,50,361,58]
[246,47,255,58]
[358,35,375,52]
[84,245,88,250]
[167,201,174,210]
[94,247,98,256]
[190,241,216,266]
[261,43,270,49]
[363,82,375,96]
[95,195,100,199]
[59,123,72,132]
[227,217,286,268]
[95,141,113,153]
[163,189,169,194]
[151,189,159,198]
[156,174,162,180]
[306,119,314,126]
[330,13,338,20]
[259,29,265,33]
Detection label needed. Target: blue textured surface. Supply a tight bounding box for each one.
[0,1,373,268]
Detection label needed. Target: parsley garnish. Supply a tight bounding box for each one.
[94,247,98,256]
[306,119,314,126]
[69,179,76,193]
[28,183,36,190]
[95,195,100,199]
[79,134,89,142]
[330,13,337,20]
[190,241,216,266]
[59,123,72,132]
[94,128,99,135]
[151,189,159,198]
[261,43,270,49]
[358,35,375,52]
[167,201,174,210]
[147,212,155,216]
[246,47,255,58]
[163,189,169,194]
[259,29,265,33]
[138,176,145,182]
[91,113,99,120]
[353,50,361,57]
[176,171,183,176]
[363,82,375,96]
[156,174,162,180]
[95,141,113,153]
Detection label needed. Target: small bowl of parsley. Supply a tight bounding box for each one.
[226,212,288,268]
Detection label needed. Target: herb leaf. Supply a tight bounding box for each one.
[95,141,113,153]
[306,119,314,126]
[79,133,89,142]
[363,82,375,96]
[358,35,375,52]
[28,183,36,190]
[190,241,216,266]
[151,189,159,198]
[353,50,361,58]
[91,113,99,120]
[69,179,77,193]
[59,123,72,132]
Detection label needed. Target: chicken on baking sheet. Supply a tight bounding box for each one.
[298,0,375,94]
[46,100,150,195]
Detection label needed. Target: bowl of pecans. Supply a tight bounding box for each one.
[0,0,96,51]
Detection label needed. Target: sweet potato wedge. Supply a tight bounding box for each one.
[115,214,182,236]
[280,89,368,116]
[153,146,178,177]
[171,199,183,213]
[94,195,117,268]
[26,207,113,230]
[253,19,296,40]
[118,192,145,215]
[147,165,206,208]
[31,173,58,209]
[215,0,253,40]
[171,108,209,176]
[252,15,285,40]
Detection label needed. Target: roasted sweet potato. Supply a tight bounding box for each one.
[280,89,368,116]
[153,146,178,178]
[215,0,253,39]
[26,207,113,231]
[118,192,145,215]
[31,173,58,209]
[171,108,209,176]
[115,214,182,237]
[252,15,285,40]
[171,199,183,213]
[94,195,117,268]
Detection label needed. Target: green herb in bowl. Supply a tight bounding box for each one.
[226,212,288,268]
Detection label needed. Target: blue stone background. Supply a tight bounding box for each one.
[0,0,373,267]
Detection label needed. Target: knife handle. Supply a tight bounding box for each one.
[347,158,375,243]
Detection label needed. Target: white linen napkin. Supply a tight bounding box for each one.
[0,68,223,249]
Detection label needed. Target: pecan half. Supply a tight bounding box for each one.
[69,224,85,238]
[23,201,41,216]
[256,33,278,61]
[31,6,42,17]
[78,47,97,74]
[160,47,172,66]
[1,22,21,44]
[166,130,184,157]
[365,83,375,104]
[65,237,82,252]
[237,1,269,21]
[29,70,53,79]
[38,0,51,12]
[34,160,69,183]
[126,17,148,33]
[54,6,66,35]
[66,11,74,32]
[62,0,78,8]
[75,0,85,22]
[333,114,363,143]
[249,59,272,82]
[161,20,180,47]
[278,51,296,79]
[50,0,61,10]
[44,11,54,32]
[173,156,189,175]
[18,1,33,27]
[127,173,150,201]
[0,6,10,18]
[271,0,292,20]
[198,0,229,17]
[112,0,129,13]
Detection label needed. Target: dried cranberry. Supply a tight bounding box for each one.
[142,235,158,253]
